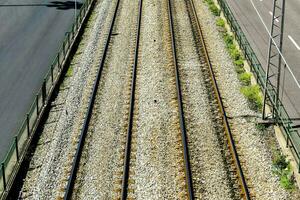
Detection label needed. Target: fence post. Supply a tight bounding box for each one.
[42,79,46,104]
[286,133,289,147]
[63,41,66,57]
[68,32,71,46]
[36,94,39,115]
[51,65,54,84]
[15,136,19,161]
[58,54,61,70]
[1,163,6,190]
[27,113,30,137]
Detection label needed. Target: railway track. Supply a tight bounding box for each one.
[119,0,194,198]
[171,0,251,199]
[166,0,252,199]
[121,0,143,199]
[59,0,250,199]
[62,0,122,198]
[167,0,194,199]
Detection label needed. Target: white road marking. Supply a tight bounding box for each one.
[269,11,280,23]
[288,35,300,50]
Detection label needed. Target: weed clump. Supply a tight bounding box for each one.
[239,72,251,86]
[204,0,220,16]
[204,0,266,112]
[216,18,225,27]
[273,153,295,190]
[240,85,262,110]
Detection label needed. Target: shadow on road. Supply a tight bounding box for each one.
[0,1,83,10]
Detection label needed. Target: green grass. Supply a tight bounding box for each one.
[224,34,233,48]
[273,153,289,170]
[240,85,262,110]
[235,65,245,74]
[255,123,267,131]
[208,0,265,112]
[210,5,220,16]
[239,72,251,86]
[280,172,295,190]
[216,18,225,27]
[234,59,244,68]
[272,153,295,190]
[229,48,242,60]
[223,34,243,62]
[66,66,73,77]
[204,0,220,16]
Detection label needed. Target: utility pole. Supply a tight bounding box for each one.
[262,0,286,121]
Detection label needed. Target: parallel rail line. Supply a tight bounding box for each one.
[121,0,143,199]
[63,0,121,198]
[186,0,251,199]
[167,0,194,199]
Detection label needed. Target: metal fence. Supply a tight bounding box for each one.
[217,0,300,171]
[0,0,94,198]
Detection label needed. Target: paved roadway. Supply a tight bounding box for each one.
[0,0,83,160]
[225,0,300,127]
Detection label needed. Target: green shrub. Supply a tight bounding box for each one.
[272,153,295,190]
[271,153,296,190]
[235,65,245,74]
[240,85,262,110]
[229,48,241,60]
[210,4,220,16]
[204,0,220,16]
[234,59,244,68]
[224,34,233,47]
[280,174,295,190]
[255,123,267,131]
[239,72,251,86]
[273,153,288,170]
[66,67,73,77]
[216,18,225,27]
[205,0,215,6]
[228,43,236,50]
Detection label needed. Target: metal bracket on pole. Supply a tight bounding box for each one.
[262,0,286,121]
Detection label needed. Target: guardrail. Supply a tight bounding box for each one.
[0,0,95,198]
[216,0,300,171]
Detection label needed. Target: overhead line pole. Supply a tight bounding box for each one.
[262,0,286,121]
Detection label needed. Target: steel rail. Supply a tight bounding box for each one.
[167,0,194,199]
[121,0,143,199]
[63,0,121,199]
[188,0,251,199]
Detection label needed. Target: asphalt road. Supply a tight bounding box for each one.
[225,0,300,126]
[0,0,83,160]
